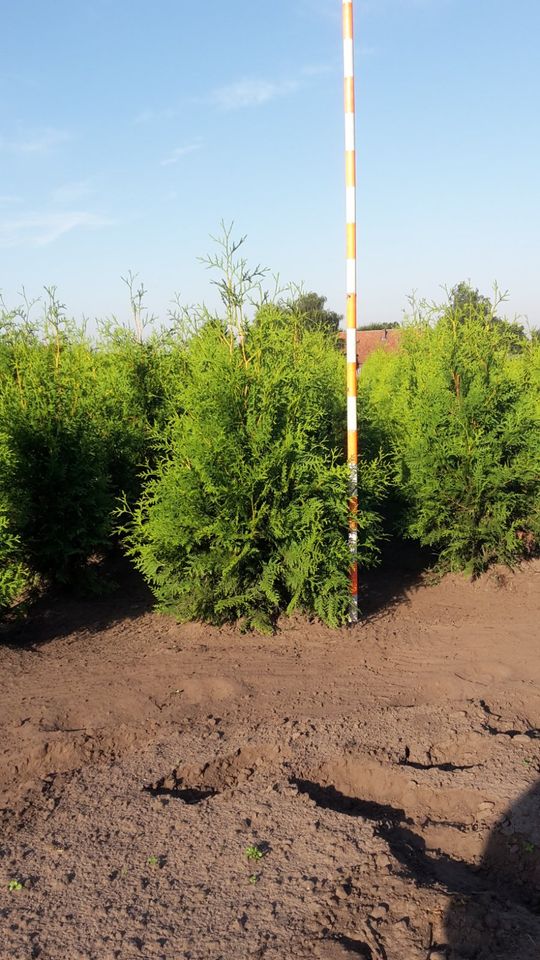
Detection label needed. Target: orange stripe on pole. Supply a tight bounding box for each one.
[347,430,358,462]
[344,77,355,113]
[346,364,357,397]
[345,150,356,187]
[346,222,356,259]
[346,294,356,327]
[343,3,353,40]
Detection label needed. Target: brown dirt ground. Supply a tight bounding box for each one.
[1,556,539,960]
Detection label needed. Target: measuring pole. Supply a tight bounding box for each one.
[342,0,358,623]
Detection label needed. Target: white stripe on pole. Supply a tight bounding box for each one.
[343,38,354,77]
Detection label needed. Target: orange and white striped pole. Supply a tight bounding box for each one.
[343,0,358,622]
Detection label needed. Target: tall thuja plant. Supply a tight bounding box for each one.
[358,346,409,535]
[123,235,386,628]
[0,291,113,584]
[95,320,188,507]
[361,286,540,573]
[0,501,30,612]
[0,284,183,599]
[0,297,35,608]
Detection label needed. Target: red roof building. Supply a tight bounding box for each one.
[338,328,401,370]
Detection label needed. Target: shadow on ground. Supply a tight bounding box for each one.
[293,775,540,958]
[0,552,153,650]
[359,540,435,622]
[1,540,433,649]
[444,778,540,959]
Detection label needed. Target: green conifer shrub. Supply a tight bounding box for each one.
[122,305,386,628]
[0,507,30,612]
[0,292,170,592]
[94,323,188,505]
[0,314,112,584]
[360,290,540,573]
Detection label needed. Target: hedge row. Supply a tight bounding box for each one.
[360,287,540,574]
[0,277,538,625]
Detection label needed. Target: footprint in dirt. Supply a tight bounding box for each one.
[445,778,540,959]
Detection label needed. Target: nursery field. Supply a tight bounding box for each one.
[1,262,539,958]
[1,555,540,960]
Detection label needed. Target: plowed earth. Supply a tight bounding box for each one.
[1,556,539,959]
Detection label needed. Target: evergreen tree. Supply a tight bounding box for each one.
[123,305,386,629]
[360,289,540,573]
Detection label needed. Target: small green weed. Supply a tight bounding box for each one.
[8,880,23,892]
[245,844,264,862]
[522,841,535,855]
[248,874,259,884]
[147,855,159,867]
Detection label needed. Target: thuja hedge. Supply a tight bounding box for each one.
[359,290,540,573]
[122,306,387,629]
[1,271,538,622]
[0,293,387,624]
[0,508,29,611]
[0,297,183,609]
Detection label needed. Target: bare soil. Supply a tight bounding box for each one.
[1,556,539,960]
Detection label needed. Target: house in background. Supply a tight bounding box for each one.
[338,327,401,373]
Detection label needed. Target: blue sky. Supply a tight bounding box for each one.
[1,0,538,329]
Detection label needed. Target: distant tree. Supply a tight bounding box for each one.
[289,292,342,335]
[448,281,492,318]
[446,282,528,353]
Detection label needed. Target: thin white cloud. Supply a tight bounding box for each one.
[0,210,113,248]
[0,128,70,155]
[211,78,299,111]
[138,68,323,123]
[160,142,202,166]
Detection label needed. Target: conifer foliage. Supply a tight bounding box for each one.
[123,306,385,629]
[0,290,172,601]
[0,509,29,612]
[360,287,540,573]
[2,254,537,623]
